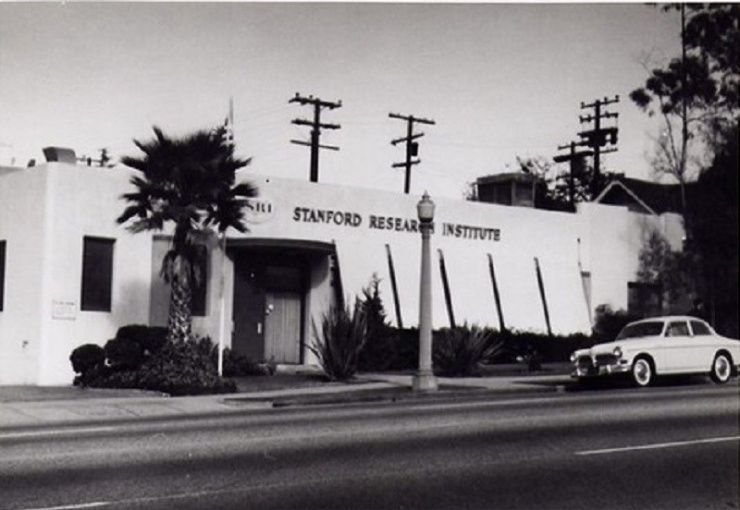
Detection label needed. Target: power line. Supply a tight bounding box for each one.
[289,93,342,183]
[389,112,435,194]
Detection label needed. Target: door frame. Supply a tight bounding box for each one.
[228,238,337,364]
[231,250,310,363]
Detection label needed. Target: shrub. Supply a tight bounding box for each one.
[433,324,503,377]
[392,328,421,370]
[493,330,593,364]
[593,304,636,343]
[103,324,171,371]
[104,336,145,370]
[220,348,268,377]
[357,275,399,372]
[311,304,368,381]
[135,341,236,396]
[74,325,252,394]
[116,324,167,356]
[192,335,268,377]
[69,344,106,386]
[90,340,236,396]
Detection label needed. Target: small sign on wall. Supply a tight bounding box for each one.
[52,300,76,320]
[245,197,275,224]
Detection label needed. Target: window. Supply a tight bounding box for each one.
[690,320,712,336]
[81,237,114,312]
[616,321,665,340]
[666,321,690,337]
[0,240,6,311]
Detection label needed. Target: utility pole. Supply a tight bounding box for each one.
[389,113,435,194]
[77,148,112,167]
[289,93,342,183]
[578,95,619,197]
[554,141,593,207]
[224,97,235,148]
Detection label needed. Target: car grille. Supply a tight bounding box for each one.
[595,354,619,365]
[576,355,594,369]
[576,354,618,368]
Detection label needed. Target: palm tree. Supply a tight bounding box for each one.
[117,126,257,343]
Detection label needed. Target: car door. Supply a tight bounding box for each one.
[663,320,694,373]
[688,320,718,372]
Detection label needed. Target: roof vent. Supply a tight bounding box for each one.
[43,147,77,164]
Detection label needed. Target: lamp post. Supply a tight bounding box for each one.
[413,192,438,392]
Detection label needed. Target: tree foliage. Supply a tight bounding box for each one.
[630,4,739,192]
[686,123,738,336]
[630,4,738,335]
[631,4,738,123]
[118,126,257,342]
[636,229,691,314]
[515,156,617,211]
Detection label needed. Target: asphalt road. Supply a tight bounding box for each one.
[1,382,738,510]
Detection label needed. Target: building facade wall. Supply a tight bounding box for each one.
[227,176,594,342]
[0,163,686,384]
[1,164,152,385]
[0,167,48,384]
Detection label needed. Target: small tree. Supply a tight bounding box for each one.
[630,4,739,212]
[686,124,738,335]
[515,156,618,211]
[118,126,257,343]
[636,229,692,314]
[357,275,402,371]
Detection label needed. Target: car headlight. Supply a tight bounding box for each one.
[570,352,577,362]
[613,346,623,359]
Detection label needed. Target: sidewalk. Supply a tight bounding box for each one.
[0,364,572,429]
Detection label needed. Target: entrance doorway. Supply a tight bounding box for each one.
[232,254,306,364]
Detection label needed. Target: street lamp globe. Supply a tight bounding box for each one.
[417,191,435,224]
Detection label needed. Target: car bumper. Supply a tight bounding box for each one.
[571,363,631,379]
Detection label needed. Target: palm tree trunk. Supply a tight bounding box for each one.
[167,276,193,343]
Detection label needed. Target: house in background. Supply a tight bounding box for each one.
[0,157,685,385]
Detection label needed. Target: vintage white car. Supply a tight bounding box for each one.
[571,316,740,387]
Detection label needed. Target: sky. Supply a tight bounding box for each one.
[0,2,682,199]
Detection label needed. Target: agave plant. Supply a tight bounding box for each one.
[433,323,503,377]
[310,304,368,381]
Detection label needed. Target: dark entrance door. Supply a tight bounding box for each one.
[232,253,305,364]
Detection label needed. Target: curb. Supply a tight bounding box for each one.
[225,383,563,409]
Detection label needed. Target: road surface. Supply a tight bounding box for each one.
[1,382,738,510]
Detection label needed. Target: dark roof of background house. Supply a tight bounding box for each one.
[598,176,693,214]
[476,172,538,185]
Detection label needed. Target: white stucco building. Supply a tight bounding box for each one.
[0,161,684,385]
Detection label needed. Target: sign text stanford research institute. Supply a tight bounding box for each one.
[292,206,501,242]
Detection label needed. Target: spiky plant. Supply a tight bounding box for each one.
[310,304,368,381]
[433,323,503,377]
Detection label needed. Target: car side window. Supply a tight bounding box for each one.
[666,321,690,337]
[690,320,712,336]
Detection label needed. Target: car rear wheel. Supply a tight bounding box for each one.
[631,357,653,387]
[710,353,732,384]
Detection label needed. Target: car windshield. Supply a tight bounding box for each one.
[616,321,665,340]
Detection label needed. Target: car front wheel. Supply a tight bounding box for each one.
[631,357,653,387]
[710,353,732,384]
